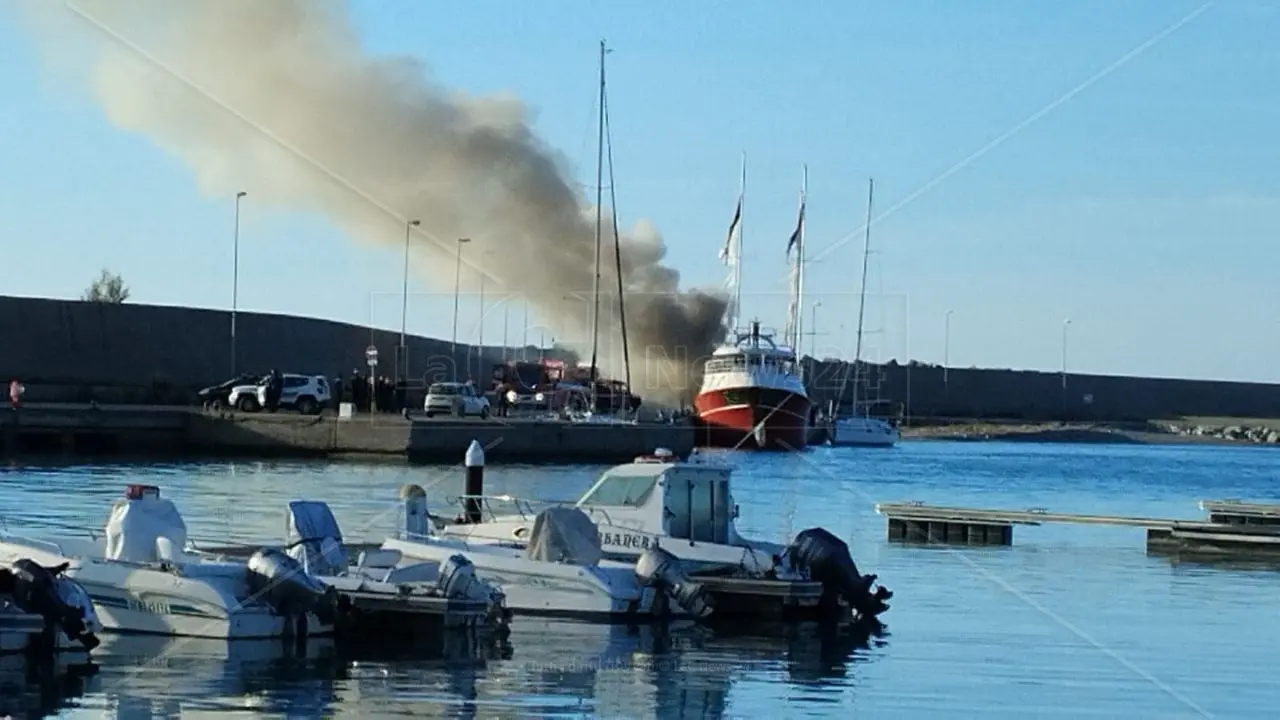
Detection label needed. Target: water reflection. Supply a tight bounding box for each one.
[0,652,97,718]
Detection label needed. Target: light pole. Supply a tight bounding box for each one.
[451,237,470,379]
[944,309,954,391]
[1061,318,1072,416]
[809,301,822,359]
[522,300,529,362]
[230,191,246,376]
[478,250,494,380]
[502,295,510,363]
[399,219,420,389]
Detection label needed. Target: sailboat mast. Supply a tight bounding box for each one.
[588,40,606,408]
[602,79,632,411]
[733,152,746,331]
[851,178,874,413]
[794,165,808,360]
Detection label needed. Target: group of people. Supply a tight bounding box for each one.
[337,370,404,413]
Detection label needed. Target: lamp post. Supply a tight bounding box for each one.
[478,250,494,380]
[399,219,420,389]
[451,237,470,380]
[230,191,246,376]
[944,309,954,391]
[502,295,510,363]
[522,300,529,362]
[809,301,822,359]
[1061,318,1072,417]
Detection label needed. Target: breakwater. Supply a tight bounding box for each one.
[0,404,695,463]
[4,295,1279,422]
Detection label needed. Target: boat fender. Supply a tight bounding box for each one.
[245,548,340,624]
[634,547,713,620]
[8,559,101,651]
[785,528,892,621]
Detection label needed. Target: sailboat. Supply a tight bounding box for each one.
[571,40,637,425]
[693,164,811,450]
[829,179,899,448]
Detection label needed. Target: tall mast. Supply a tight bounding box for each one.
[588,40,607,410]
[850,178,874,415]
[789,165,808,355]
[603,74,632,411]
[732,153,746,331]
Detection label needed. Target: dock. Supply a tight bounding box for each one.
[695,576,827,621]
[1,404,695,462]
[875,499,1280,557]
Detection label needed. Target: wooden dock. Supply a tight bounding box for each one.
[875,499,1280,557]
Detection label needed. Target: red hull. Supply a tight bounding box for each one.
[694,386,811,450]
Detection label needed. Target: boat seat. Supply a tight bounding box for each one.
[155,536,190,565]
[356,548,403,571]
[286,500,347,577]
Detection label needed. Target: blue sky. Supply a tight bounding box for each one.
[1,1,1276,381]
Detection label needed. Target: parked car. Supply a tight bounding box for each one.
[227,374,331,414]
[424,382,490,419]
[197,374,260,410]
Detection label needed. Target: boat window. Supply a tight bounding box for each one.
[665,474,691,540]
[580,473,658,508]
[711,476,731,544]
[689,478,722,543]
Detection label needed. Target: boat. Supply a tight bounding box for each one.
[439,449,892,625]
[271,498,511,632]
[694,322,811,450]
[696,165,812,451]
[0,559,101,654]
[0,485,339,639]
[828,178,898,448]
[379,485,713,622]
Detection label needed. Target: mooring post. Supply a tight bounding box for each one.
[464,439,484,523]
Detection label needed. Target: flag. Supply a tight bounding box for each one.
[786,200,805,257]
[720,196,742,265]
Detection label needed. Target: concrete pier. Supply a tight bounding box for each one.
[1,404,695,463]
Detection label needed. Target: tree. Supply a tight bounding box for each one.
[82,269,130,303]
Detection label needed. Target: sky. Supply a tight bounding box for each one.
[0,0,1277,382]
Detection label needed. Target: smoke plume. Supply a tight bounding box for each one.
[20,0,728,403]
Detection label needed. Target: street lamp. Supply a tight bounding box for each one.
[522,299,530,362]
[502,294,510,363]
[809,301,822,359]
[944,309,954,390]
[451,237,470,379]
[478,250,495,380]
[399,219,420,387]
[230,191,247,376]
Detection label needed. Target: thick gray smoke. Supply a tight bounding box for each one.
[20,0,727,403]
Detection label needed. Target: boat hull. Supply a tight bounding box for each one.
[694,386,811,450]
[829,417,899,448]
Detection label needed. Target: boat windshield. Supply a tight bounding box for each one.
[577,471,658,508]
[705,353,794,375]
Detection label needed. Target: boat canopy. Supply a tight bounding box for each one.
[104,486,188,564]
[575,457,736,545]
[524,507,603,566]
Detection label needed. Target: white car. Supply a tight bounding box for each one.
[424,382,490,419]
[227,374,331,415]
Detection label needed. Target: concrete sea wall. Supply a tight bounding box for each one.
[3,295,1278,421]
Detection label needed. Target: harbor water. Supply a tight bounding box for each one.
[2,441,1278,718]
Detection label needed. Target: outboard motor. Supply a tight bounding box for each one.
[245,548,340,625]
[437,555,511,630]
[6,559,101,651]
[635,547,714,620]
[786,528,892,622]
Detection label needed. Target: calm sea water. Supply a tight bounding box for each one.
[1,441,1278,719]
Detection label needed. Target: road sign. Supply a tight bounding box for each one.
[365,345,379,367]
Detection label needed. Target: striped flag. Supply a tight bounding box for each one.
[719,197,742,265]
[786,200,805,257]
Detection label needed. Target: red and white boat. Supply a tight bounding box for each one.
[694,322,811,450]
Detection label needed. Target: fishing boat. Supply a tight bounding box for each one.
[0,485,338,639]
[829,179,898,448]
[439,449,892,625]
[695,165,812,450]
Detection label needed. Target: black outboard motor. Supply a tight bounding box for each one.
[7,559,101,651]
[245,548,341,625]
[635,547,714,620]
[786,528,892,623]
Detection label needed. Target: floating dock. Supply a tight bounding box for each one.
[695,576,827,621]
[875,499,1280,558]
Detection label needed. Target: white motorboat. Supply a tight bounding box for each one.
[829,416,899,448]
[0,559,102,654]
[379,486,712,622]
[439,450,892,623]
[275,499,510,630]
[0,485,338,640]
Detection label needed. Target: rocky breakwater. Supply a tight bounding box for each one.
[1158,422,1280,445]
